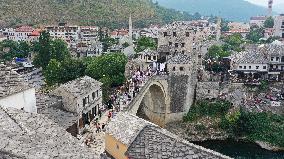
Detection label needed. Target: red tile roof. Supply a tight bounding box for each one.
[15,26,34,32]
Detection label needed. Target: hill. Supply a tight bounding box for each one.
[155,0,269,21]
[0,0,192,28]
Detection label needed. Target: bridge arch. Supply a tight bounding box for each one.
[127,79,169,127]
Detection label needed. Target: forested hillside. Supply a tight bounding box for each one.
[0,0,192,28]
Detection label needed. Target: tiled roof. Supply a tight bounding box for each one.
[15,26,34,32]
[0,64,31,98]
[54,76,102,98]
[237,50,269,64]
[137,49,158,56]
[250,16,266,20]
[105,112,155,146]
[0,107,98,159]
[167,53,191,64]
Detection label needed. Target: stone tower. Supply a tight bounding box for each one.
[129,14,133,44]
[216,17,221,42]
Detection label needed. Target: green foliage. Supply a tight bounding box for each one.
[259,80,269,91]
[44,59,61,86]
[0,0,194,29]
[246,27,264,43]
[264,16,274,28]
[208,45,230,59]
[0,40,31,61]
[33,31,71,69]
[59,58,86,84]
[101,37,118,52]
[85,53,127,87]
[183,100,232,122]
[223,33,244,51]
[122,42,130,48]
[135,37,157,53]
[221,110,284,147]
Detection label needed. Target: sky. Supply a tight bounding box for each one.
[246,0,282,6]
[246,0,284,13]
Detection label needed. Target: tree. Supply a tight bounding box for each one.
[135,37,157,52]
[44,59,61,86]
[122,42,130,48]
[51,39,70,62]
[101,37,118,52]
[224,33,244,51]
[59,58,86,84]
[208,45,230,59]
[33,31,52,69]
[264,16,274,28]
[246,27,264,43]
[33,31,71,69]
[85,53,127,86]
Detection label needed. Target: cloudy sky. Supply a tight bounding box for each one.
[246,0,282,6]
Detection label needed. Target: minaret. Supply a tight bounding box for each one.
[268,0,273,17]
[129,14,133,44]
[216,16,221,42]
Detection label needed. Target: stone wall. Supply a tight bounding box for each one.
[168,75,189,113]
[196,82,220,100]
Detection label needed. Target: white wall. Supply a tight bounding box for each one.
[236,63,268,72]
[0,88,36,113]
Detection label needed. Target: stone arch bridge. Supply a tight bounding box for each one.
[125,75,195,127]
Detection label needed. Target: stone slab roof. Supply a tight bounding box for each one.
[0,64,31,99]
[167,54,191,64]
[236,50,269,64]
[137,49,158,56]
[53,76,102,98]
[0,107,99,159]
[126,125,232,159]
[105,112,155,146]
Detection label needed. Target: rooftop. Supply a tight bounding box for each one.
[167,53,191,64]
[0,107,98,158]
[0,64,31,99]
[53,76,102,98]
[105,112,155,146]
[137,49,158,56]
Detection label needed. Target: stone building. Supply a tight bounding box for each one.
[274,14,284,39]
[105,112,231,159]
[51,76,103,135]
[0,107,99,159]
[166,53,192,75]
[137,49,159,63]
[196,82,220,100]
[0,64,36,113]
[158,21,208,58]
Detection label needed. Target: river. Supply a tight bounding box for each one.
[193,140,284,159]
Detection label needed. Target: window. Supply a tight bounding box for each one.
[263,66,267,69]
[256,66,259,69]
[175,43,178,48]
[173,67,176,71]
[239,66,242,69]
[180,67,184,71]
[186,32,190,37]
[244,66,246,69]
[169,42,172,46]
[249,66,251,69]
[271,57,274,61]
[148,56,151,60]
[173,32,177,37]
[276,57,280,61]
[153,56,156,60]
[208,90,211,93]
[83,98,86,107]
[181,43,185,47]
[96,90,99,97]
[163,32,167,37]
[92,92,95,100]
[182,50,185,54]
